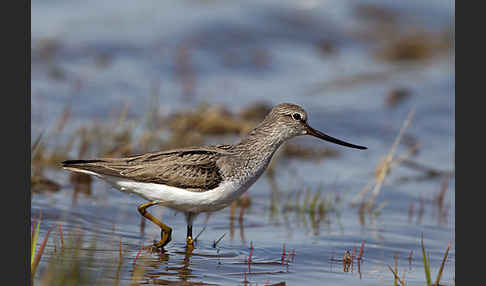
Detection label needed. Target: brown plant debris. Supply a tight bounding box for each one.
[34,38,62,61]
[240,102,272,122]
[316,39,336,56]
[282,142,340,160]
[386,88,412,108]
[354,3,399,25]
[350,108,415,211]
[168,104,256,135]
[387,265,406,286]
[343,250,352,272]
[31,174,60,193]
[377,30,450,62]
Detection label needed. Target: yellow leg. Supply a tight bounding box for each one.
[137,201,172,250]
[186,223,194,251]
[185,212,197,252]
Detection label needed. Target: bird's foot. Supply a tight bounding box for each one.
[142,240,165,254]
[144,230,172,254]
[141,241,161,253]
[186,236,195,251]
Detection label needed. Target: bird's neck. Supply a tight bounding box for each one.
[219,122,287,182]
[235,120,286,154]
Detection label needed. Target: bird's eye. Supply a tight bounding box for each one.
[292,113,302,121]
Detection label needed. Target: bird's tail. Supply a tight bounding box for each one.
[61,159,106,176]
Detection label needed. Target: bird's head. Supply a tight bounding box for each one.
[263,103,367,150]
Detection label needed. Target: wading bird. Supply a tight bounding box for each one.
[62,103,366,251]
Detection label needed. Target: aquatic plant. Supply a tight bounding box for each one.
[387,235,452,286]
[31,214,52,283]
[421,234,452,286]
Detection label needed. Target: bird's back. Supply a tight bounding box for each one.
[62,145,234,192]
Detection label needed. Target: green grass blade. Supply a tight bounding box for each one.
[421,234,432,286]
[31,216,37,250]
[387,265,406,286]
[434,240,452,285]
[31,228,52,278]
[31,217,41,265]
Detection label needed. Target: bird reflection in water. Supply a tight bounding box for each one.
[134,246,197,285]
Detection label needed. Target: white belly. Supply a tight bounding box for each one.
[117,179,251,212]
[76,169,253,213]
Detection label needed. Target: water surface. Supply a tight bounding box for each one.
[31,1,454,285]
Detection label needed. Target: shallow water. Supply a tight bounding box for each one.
[32,0,454,285]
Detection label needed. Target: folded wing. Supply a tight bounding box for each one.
[62,146,232,192]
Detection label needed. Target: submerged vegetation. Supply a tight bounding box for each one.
[32,211,453,286]
[30,67,455,283]
[30,100,454,285]
[387,235,452,286]
[31,1,454,284]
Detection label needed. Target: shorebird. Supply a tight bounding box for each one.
[62,103,366,251]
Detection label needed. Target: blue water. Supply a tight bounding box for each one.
[32,0,454,285]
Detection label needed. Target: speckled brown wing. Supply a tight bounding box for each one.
[62,145,234,192]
